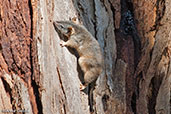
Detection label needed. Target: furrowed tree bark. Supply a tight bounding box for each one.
[0,0,170,114]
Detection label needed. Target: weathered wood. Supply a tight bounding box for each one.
[0,0,170,114]
[0,0,37,113]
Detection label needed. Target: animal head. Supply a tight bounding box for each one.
[53,21,80,38]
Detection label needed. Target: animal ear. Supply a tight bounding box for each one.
[70,17,83,24]
[71,17,77,23]
[68,26,75,35]
[70,17,83,25]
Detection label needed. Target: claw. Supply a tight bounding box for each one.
[60,41,65,47]
[80,84,86,90]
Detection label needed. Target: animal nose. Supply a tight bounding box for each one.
[53,21,57,26]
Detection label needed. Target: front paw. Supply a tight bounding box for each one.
[60,41,66,47]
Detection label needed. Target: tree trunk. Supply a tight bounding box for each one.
[0,0,170,114]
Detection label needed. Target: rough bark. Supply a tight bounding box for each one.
[0,0,170,114]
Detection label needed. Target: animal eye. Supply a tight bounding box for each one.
[60,25,64,28]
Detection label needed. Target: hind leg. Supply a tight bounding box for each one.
[80,68,98,90]
[78,57,96,72]
[78,57,98,90]
[80,68,99,90]
[78,57,87,73]
[84,68,99,86]
[79,57,88,90]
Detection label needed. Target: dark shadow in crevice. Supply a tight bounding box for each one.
[147,75,163,114]
[31,81,43,114]
[102,94,109,112]
[131,92,137,114]
[29,0,43,113]
[120,0,141,69]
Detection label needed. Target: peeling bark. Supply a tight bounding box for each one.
[0,0,41,113]
[0,0,170,114]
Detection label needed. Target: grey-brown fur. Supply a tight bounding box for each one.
[53,20,103,89]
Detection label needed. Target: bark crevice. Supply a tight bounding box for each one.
[153,0,165,32]
[102,94,109,112]
[56,67,67,114]
[31,80,43,114]
[131,92,137,114]
[1,77,15,111]
[147,76,163,114]
[29,1,43,113]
